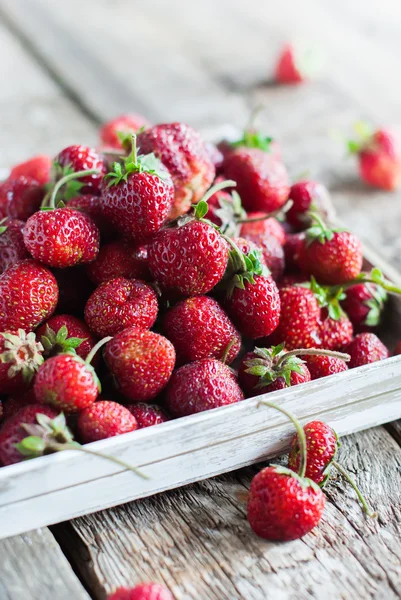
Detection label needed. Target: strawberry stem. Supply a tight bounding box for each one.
[85,336,113,365]
[48,169,101,209]
[258,400,307,479]
[201,179,237,205]
[236,199,293,224]
[220,338,236,364]
[222,235,248,273]
[130,133,138,165]
[332,460,377,518]
[276,348,351,368]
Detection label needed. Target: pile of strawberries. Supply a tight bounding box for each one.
[0,114,398,542]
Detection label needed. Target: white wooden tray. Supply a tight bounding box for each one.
[1,135,401,540]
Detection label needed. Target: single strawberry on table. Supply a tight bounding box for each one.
[84,277,158,338]
[77,400,138,443]
[100,113,151,150]
[0,259,58,332]
[126,403,170,429]
[165,358,244,417]
[286,180,334,231]
[36,314,97,363]
[137,122,215,218]
[9,154,52,186]
[53,144,107,196]
[275,42,324,84]
[104,327,176,402]
[0,329,44,395]
[0,218,29,274]
[0,176,44,220]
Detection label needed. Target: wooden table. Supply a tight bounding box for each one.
[0,1,401,598]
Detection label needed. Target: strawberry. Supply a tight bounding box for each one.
[288,420,338,485]
[341,283,387,331]
[2,389,37,420]
[348,124,401,191]
[137,122,215,219]
[303,355,348,380]
[0,218,29,274]
[275,43,324,84]
[240,214,286,246]
[24,207,100,268]
[107,583,173,600]
[126,402,170,428]
[52,266,94,315]
[286,180,334,231]
[231,237,267,269]
[104,328,175,402]
[84,278,158,338]
[34,351,101,414]
[299,214,363,284]
[86,241,150,285]
[54,145,107,196]
[9,155,52,186]
[68,194,112,238]
[238,345,311,397]
[247,466,325,540]
[0,404,58,466]
[165,358,244,417]
[148,204,229,296]
[0,176,44,220]
[77,400,138,443]
[100,113,151,150]
[283,232,305,271]
[346,332,389,368]
[36,314,97,362]
[0,260,58,331]
[0,330,43,394]
[222,125,282,161]
[163,296,241,365]
[223,147,290,213]
[241,231,285,281]
[319,310,353,350]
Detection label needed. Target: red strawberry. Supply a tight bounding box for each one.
[0,218,29,274]
[104,328,175,402]
[304,355,348,380]
[2,389,37,420]
[247,466,325,540]
[86,241,150,285]
[100,113,151,150]
[0,404,58,466]
[275,43,324,84]
[107,583,173,600]
[126,403,170,429]
[163,296,241,365]
[238,345,311,397]
[137,122,215,219]
[101,138,174,242]
[52,266,94,315]
[9,155,52,186]
[0,330,43,394]
[0,260,58,331]
[346,332,389,368]
[341,283,387,331]
[77,400,138,443]
[0,176,44,220]
[223,147,290,213]
[221,127,282,161]
[165,358,244,417]
[148,221,228,296]
[242,232,285,281]
[34,353,100,413]
[348,125,401,191]
[68,194,112,238]
[288,420,338,485]
[85,278,158,338]
[240,214,286,245]
[319,310,353,351]
[231,236,267,268]
[279,273,308,288]
[283,232,305,271]
[286,180,334,231]
[24,207,100,268]
[36,314,97,363]
[54,145,107,196]
[299,215,363,284]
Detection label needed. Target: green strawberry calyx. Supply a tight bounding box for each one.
[211,190,246,237]
[0,329,44,383]
[305,211,346,246]
[362,283,387,327]
[231,129,273,152]
[42,164,102,209]
[0,217,9,235]
[224,241,270,297]
[269,465,322,493]
[300,276,347,321]
[347,121,374,155]
[40,324,87,358]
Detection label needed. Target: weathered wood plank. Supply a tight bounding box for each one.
[0,528,91,600]
[54,427,401,600]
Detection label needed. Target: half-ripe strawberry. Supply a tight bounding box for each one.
[299,214,363,284]
[163,296,241,365]
[286,180,334,231]
[137,122,215,219]
[54,145,107,196]
[104,328,175,402]
[346,332,389,368]
[341,283,387,331]
[36,314,97,363]
[0,404,58,466]
[126,403,170,428]
[165,358,244,417]
[247,465,325,541]
[0,176,44,220]
[0,218,29,274]
[86,240,150,285]
[34,353,100,414]
[100,113,151,150]
[9,155,52,186]
[0,260,58,331]
[0,329,44,394]
[101,136,174,242]
[84,277,158,338]
[77,400,138,443]
[240,214,286,246]
[24,207,100,268]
